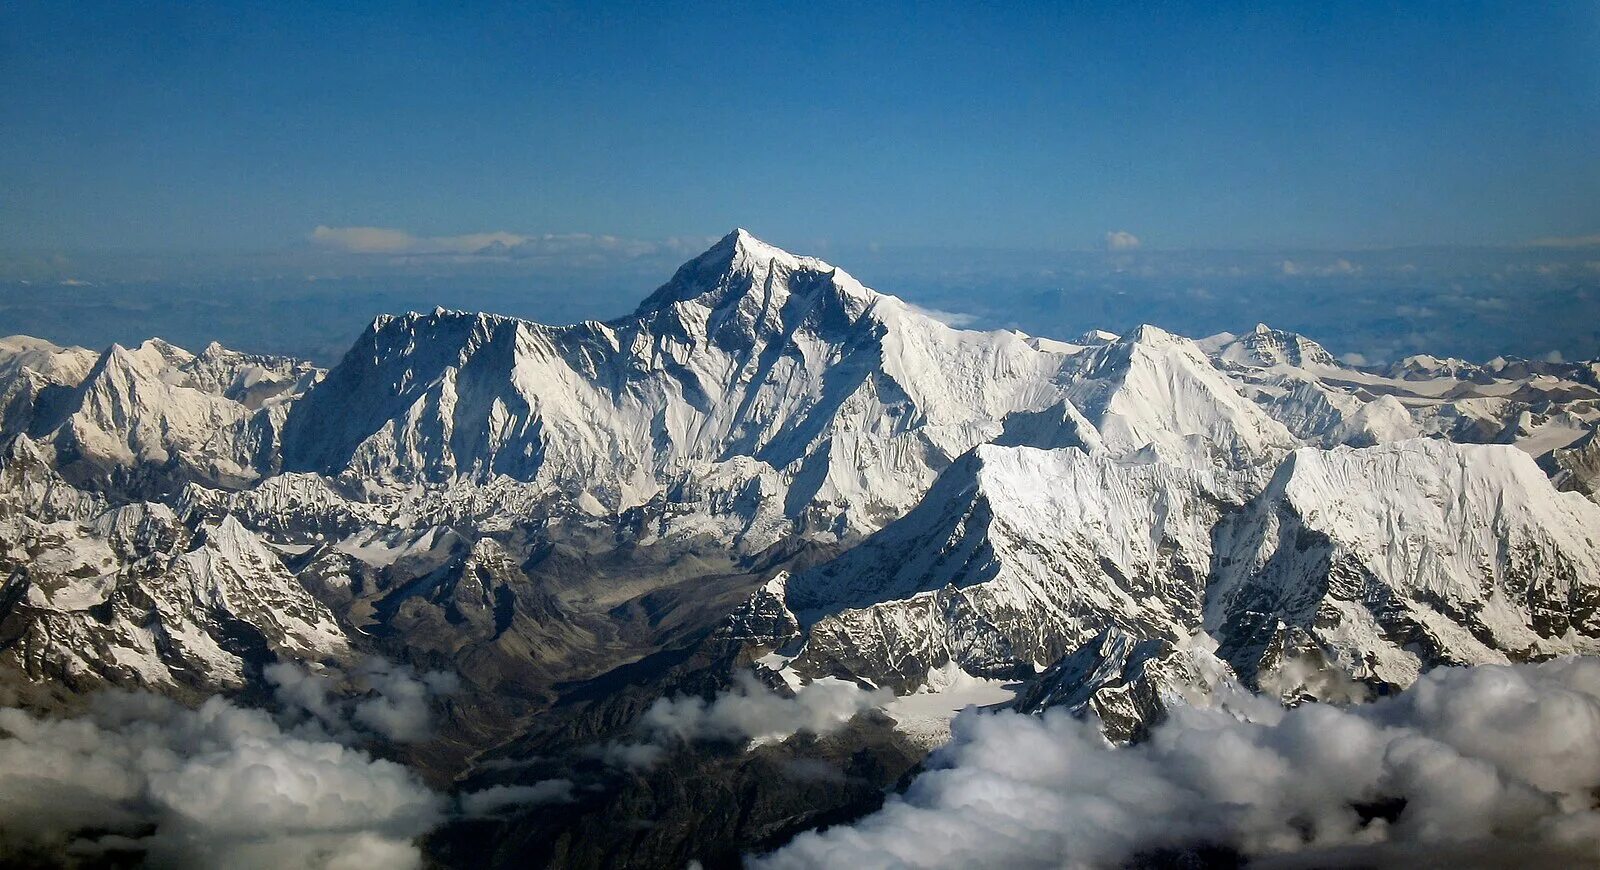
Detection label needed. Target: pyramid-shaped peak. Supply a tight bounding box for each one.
[705,228,829,272]
[633,229,877,317]
[1123,324,1182,345]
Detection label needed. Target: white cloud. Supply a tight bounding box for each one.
[310,225,419,254]
[901,301,980,328]
[640,673,889,746]
[309,225,717,261]
[265,657,458,743]
[0,692,444,868]
[1544,350,1567,364]
[1282,258,1360,277]
[458,780,575,817]
[1338,352,1368,366]
[1104,230,1141,251]
[757,658,1600,869]
[593,673,889,770]
[350,659,461,742]
[310,225,525,255]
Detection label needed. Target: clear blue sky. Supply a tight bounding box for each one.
[3,1,1597,254]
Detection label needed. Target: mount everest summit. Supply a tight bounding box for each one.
[2,231,1600,866]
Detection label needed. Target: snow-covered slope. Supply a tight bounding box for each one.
[19,338,318,496]
[747,435,1600,717]
[760,444,1236,690]
[1062,325,1298,465]
[1211,324,1600,456]
[0,335,98,385]
[1209,439,1600,689]
[0,447,347,696]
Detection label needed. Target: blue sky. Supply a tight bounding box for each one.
[2,2,1599,364]
[3,1,1598,253]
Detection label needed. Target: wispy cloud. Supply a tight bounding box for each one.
[309,225,716,260]
[594,673,889,770]
[902,301,981,328]
[1281,257,1359,276]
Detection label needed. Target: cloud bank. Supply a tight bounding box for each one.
[0,693,443,869]
[0,659,459,868]
[758,658,1600,869]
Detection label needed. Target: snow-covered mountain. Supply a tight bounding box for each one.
[280,230,1091,538]
[1209,439,1600,689]
[0,436,345,700]
[760,444,1236,691]
[1,231,1599,864]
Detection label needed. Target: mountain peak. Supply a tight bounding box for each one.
[632,229,877,318]
[1123,324,1180,346]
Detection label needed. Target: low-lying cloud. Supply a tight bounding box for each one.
[757,658,1600,869]
[458,780,576,817]
[267,657,459,743]
[0,659,459,868]
[599,673,889,768]
[641,673,889,746]
[0,693,443,868]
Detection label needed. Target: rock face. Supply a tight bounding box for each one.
[756,437,1600,710]
[1,230,1599,863]
[1014,628,1224,742]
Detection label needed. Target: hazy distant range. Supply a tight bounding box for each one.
[3,241,1596,366]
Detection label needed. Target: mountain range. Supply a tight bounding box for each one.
[2,230,1599,867]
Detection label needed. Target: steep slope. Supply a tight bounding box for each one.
[23,338,317,496]
[1547,426,1600,503]
[1210,325,1425,447]
[1013,627,1234,742]
[1209,439,1600,689]
[1062,325,1299,465]
[0,335,97,385]
[757,444,1237,690]
[178,341,320,408]
[0,473,348,698]
[0,336,97,443]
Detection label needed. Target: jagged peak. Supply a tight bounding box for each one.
[1216,322,1338,369]
[366,307,533,345]
[134,337,195,367]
